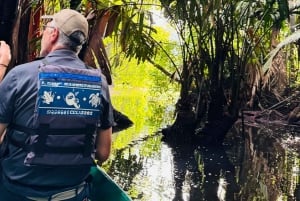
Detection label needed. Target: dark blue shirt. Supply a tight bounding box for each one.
[0,49,114,197]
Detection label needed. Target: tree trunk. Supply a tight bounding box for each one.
[0,0,18,43]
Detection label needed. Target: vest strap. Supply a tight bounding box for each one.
[7,124,95,156]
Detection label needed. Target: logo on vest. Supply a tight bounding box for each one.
[40,88,102,112]
[89,93,101,108]
[38,69,102,118]
[42,91,55,104]
[65,92,80,108]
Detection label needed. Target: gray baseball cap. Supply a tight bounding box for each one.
[42,9,89,39]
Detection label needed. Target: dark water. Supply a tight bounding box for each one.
[105,119,300,201]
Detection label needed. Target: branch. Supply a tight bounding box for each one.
[146,57,180,83]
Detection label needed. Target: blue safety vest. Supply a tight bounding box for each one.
[9,63,103,167]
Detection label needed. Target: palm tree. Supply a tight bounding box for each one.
[1,0,133,131]
[3,0,299,142]
[157,0,297,142]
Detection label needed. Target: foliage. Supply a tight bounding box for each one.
[263,29,300,77]
[75,0,300,124]
[20,0,300,134]
[110,54,179,151]
[103,0,160,63]
[153,0,300,122]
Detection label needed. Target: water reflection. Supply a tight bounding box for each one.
[108,89,299,200]
[230,122,300,201]
[106,136,177,200]
[106,148,143,193]
[104,119,300,201]
[195,145,239,201]
[162,133,202,201]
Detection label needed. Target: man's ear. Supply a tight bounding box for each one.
[50,28,59,43]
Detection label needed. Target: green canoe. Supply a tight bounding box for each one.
[90,166,132,201]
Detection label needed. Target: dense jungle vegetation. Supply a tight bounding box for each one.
[1,0,300,144]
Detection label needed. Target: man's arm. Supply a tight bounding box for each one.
[95,127,112,166]
[0,41,11,81]
[0,41,12,143]
[0,123,8,144]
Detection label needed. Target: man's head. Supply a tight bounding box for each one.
[40,9,89,56]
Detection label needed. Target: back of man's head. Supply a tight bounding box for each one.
[42,9,89,46]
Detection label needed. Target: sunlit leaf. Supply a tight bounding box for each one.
[263,30,300,73]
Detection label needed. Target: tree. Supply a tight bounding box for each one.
[2,0,299,143]
[156,0,300,143]
[0,0,133,132]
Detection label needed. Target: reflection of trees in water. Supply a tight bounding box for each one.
[231,123,300,201]
[195,144,239,201]
[105,122,299,201]
[164,135,202,201]
[238,125,282,200]
[163,127,239,201]
[106,148,143,192]
[165,122,300,201]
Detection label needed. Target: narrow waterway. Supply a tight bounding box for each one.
[105,97,300,201]
[106,87,300,201]
[105,119,300,201]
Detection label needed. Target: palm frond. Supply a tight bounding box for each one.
[263,30,300,73]
[80,7,120,85]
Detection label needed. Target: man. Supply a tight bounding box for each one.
[0,9,114,201]
[0,40,11,81]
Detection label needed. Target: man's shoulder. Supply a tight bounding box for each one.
[12,59,42,71]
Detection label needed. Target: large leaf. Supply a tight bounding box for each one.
[81,7,120,85]
[263,30,300,73]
